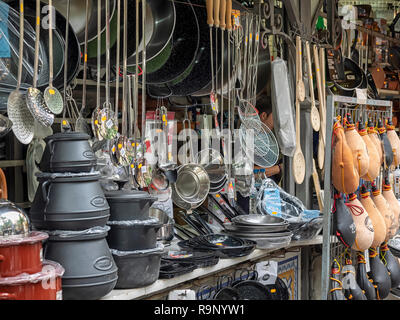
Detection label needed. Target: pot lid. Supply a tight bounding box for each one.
[0,260,64,286]
[44,131,90,142]
[0,200,30,238]
[104,189,156,202]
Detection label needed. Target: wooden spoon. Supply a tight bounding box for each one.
[314,44,326,170]
[296,36,306,102]
[305,40,320,132]
[293,36,306,185]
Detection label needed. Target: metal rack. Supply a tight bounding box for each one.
[320,94,392,300]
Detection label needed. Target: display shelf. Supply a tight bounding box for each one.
[101,236,323,301]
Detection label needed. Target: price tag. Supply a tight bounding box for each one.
[356,88,368,105]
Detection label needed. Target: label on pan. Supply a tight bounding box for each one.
[56,290,63,300]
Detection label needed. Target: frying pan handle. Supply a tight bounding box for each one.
[214,0,220,28]
[220,0,226,29]
[206,0,214,27]
[0,293,17,300]
[226,0,232,31]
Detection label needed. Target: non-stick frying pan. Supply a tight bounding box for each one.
[146,0,199,85]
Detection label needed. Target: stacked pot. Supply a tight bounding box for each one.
[29,132,118,300]
[104,188,164,289]
[0,200,64,300]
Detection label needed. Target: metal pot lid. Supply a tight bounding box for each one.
[0,200,30,238]
[232,214,286,226]
[104,189,156,201]
[44,131,91,142]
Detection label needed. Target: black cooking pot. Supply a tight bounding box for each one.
[30,172,110,231]
[39,132,97,173]
[44,226,118,300]
[106,218,162,251]
[111,244,163,289]
[104,189,157,221]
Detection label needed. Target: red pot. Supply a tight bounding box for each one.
[0,232,48,277]
[0,260,64,300]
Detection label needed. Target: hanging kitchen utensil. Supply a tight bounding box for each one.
[60,0,71,132]
[292,37,305,184]
[75,0,91,134]
[296,37,305,103]
[25,0,54,128]
[314,44,325,170]
[43,0,63,115]
[7,0,34,145]
[305,40,320,132]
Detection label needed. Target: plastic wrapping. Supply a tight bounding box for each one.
[270,58,296,157]
[0,260,64,286]
[256,178,306,223]
[110,242,164,256]
[36,171,100,180]
[0,1,48,90]
[0,231,48,246]
[107,217,160,226]
[43,226,110,238]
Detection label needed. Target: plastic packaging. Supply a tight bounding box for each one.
[0,260,64,286]
[256,178,306,223]
[110,242,164,256]
[270,58,296,157]
[106,217,160,226]
[44,226,110,239]
[0,231,48,246]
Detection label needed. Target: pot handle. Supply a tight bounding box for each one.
[41,180,51,209]
[47,138,55,158]
[0,293,17,300]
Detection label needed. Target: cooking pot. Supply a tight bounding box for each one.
[0,231,48,278]
[44,227,118,300]
[111,243,164,289]
[39,131,97,173]
[104,189,157,221]
[30,172,110,231]
[106,218,162,251]
[175,164,210,205]
[0,260,64,300]
[149,208,175,243]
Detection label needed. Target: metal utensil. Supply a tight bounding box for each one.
[26,0,54,128]
[43,0,63,115]
[7,0,34,145]
[75,0,91,134]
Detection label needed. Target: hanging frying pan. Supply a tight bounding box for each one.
[145,0,199,85]
[126,0,176,67]
[328,57,364,97]
[7,0,81,91]
[41,0,115,46]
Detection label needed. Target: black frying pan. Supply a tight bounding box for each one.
[146,0,199,85]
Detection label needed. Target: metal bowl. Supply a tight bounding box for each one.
[149,207,174,243]
[232,214,286,227]
[175,164,210,204]
[0,200,30,238]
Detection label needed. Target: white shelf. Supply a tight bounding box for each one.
[101,236,323,301]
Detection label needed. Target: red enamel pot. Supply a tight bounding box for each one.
[0,232,48,277]
[0,260,64,300]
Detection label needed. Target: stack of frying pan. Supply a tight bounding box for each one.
[177,234,257,259]
[223,214,293,250]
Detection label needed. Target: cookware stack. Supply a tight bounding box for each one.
[0,199,64,300]
[29,131,118,300]
[104,187,165,289]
